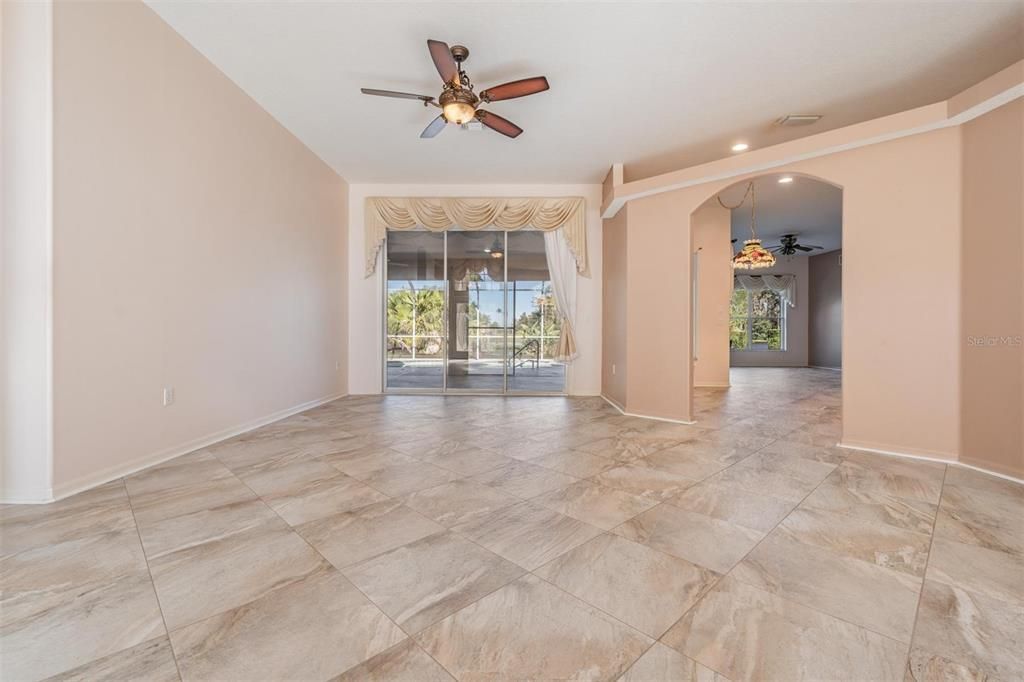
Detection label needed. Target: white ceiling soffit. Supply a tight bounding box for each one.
[146,1,1023,184]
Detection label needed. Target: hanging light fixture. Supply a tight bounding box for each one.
[719,181,776,270]
[483,236,504,259]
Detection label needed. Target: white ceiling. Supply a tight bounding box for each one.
[147,1,1023,184]
[715,175,843,253]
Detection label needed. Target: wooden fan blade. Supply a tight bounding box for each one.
[794,245,814,252]
[361,88,434,102]
[427,40,459,85]
[475,110,523,138]
[420,114,447,139]
[480,76,550,103]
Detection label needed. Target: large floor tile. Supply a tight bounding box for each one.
[332,638,454,682]
[619,642,727,682]
[535,534,719,638]
[904,647,992,682]
[668,481,794,533]
[731,533,922,642]
[591,461,700,501]
[833,452,945,504]
[148,518,326,629]
[342,531,524,633]
[662,576,907,682]
[416,574,651,681]
[529,448,619,477]
[135,497,280,559]
[169,566,405,681]
[1,531,165,680]
[925,536,1023,604]
[470,461,580,499]
[0,481,136,557]
[776,507,931,576]
[453,500,603,570]
[125,455,256,527]
[41,636,180,682]
[238,456,387,525]
[413,445,518,477]
[531,480,659,530]
[614,504,763,573]
[911,579,1024,680]
[800,477,938,534]
[355,456,462,497]
[297,499,444,568]
[403,479,521,528]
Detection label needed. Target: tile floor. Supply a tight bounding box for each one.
[2,368,1021,681]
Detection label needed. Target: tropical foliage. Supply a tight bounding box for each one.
[730,288,783,350]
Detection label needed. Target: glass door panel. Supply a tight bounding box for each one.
[446,231,506,391]
[506,231,566,392]
[385,231,445,390]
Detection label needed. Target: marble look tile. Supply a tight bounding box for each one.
[452,501,603,570]
[641,447,732,480]
[403,479,521,528]
[297,499,444,568]
[125,455,256,527]
[801,477,938,534]
[0,481,136,557]
[332,638,454,682]
[615,504,763,573]
[926,537,1023,604]
[619,642,727,682]
[136,497,281,559]
[470,461,579,499]
[668,481,794,533]
[531,480,659,530]
[238,457,387,525]
[124,452,233,497]
[416,574,651,681]
[912,579,1024,680]
[835,451,946,504]
[732,533,922,642]
[703,457,827,504]
[758,439,848,465]
[1,531,165,680]
[590,462,699,501]
[535,534,719,637]
[43,636,180,682]
[415,446,518,476]
[354,456,461,497]
[170,566,405,681]
[662,576,907,682]
[904,647,991,682]
[933,504,1024,556]
[149,519,326,629]
[529,448,618,477]
[777,507,932,576]
[343,531,524,633]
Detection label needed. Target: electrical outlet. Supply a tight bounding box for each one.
[611,364,617,375]
[162,387,175,406]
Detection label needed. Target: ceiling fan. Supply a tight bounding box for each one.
[360,39,549,139]
[769,234,824,255]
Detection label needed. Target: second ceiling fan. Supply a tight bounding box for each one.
[361,39,549,139]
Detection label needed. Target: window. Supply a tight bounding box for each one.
[730,285,786,351]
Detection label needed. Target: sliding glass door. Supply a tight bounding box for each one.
[384,228,565,393]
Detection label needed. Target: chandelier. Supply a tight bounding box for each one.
[718,181,776,270]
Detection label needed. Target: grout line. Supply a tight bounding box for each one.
[121,479,186,682]
[901,464,949,676]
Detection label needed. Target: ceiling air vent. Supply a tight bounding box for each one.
[776,114,822,127]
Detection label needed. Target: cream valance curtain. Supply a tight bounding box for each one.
[734,274,797,307]
[365,196,587,277]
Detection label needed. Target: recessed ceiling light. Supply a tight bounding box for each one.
[778,176,794,184]
[731,142,749,152]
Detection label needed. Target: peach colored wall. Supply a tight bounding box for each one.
[691,204,732,386]
[602,206,629,406]
[615,127,963,456]
[50,1,348,494]
[960,99,1023,478]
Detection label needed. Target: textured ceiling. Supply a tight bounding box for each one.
[147,1,1023,184]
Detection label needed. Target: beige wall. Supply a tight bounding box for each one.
[691,204,731,386]
[960,99,1023,478]
[50,1,348,495]
[612,128,963,457]
[601,206,629,405]
[809,250,843,369]
[729,257,810,368]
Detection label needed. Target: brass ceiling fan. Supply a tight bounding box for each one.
[360,39,549,139]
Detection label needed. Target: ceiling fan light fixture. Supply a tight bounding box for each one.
[439,88,478,125]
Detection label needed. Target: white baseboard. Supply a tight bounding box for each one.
[600,394,696,425]
[837,441,1024,486]
[0,486,55,505]
[694,382,730,388]
[4,392,347,505]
